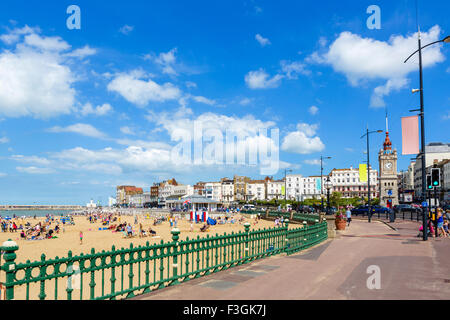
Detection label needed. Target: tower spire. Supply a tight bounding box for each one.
[383,109,392,154]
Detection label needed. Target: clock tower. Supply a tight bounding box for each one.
[378,115,398,208]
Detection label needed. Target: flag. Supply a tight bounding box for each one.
[401,115,419,155]
[359,164,367,182]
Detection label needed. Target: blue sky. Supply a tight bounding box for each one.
[0,0,448,205]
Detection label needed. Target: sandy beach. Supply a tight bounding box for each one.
[0,212,275,264]
[0,212,294,300]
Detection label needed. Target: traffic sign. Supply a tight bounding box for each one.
[422,201,428,207]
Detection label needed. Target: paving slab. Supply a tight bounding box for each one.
[132,220,450,300]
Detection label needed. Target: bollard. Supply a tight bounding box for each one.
[171,228,180,285]
[1,239,18,300]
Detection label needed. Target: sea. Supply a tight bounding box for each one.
[0,210,75,218]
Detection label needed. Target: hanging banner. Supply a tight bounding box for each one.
[401,115,419,155]
[316,178,321,192]
[281,185,285,196]
[359,164,368,182]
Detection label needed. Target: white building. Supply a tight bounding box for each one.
[129,192,153,207]
[443,160,450,202]
[108,197,117,207]
[414,143,450,198]
[86,199,97,208]
[286,174,304,201]
[204,182,222,202]
[266,179,284,200]
[246,180,266,201]
[329,167,378,199]
[221,179,235,204]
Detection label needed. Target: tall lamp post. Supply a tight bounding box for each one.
[320,156,332,213]
[324,176,332,215]
[404,33,449,241]
[284,169,293,209]
[361,127,383,223]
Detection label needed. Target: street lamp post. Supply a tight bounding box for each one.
[325,176,332,215]
[404,33,449,241]
[320,156,331,213]
[361,127,383,223]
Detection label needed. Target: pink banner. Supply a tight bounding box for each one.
[401,115,419,155]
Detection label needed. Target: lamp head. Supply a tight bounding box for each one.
[443,36,450,43]
[412,88,420,94]
[377,130,383,133]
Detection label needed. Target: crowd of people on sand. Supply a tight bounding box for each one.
[0,213,73,241]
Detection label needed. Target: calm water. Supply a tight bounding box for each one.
[0,210,74,218]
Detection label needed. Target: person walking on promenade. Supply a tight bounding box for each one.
[79,231,83,245]
[346,208,352,226]
[437,209,448,238]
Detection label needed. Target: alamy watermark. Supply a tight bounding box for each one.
[170,121,280,175]
[366,265,381,290]
[366,5,381,30]
[67,5,81,30]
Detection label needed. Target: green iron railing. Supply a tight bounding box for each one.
[0,220,328,300]
[241,210,320,224]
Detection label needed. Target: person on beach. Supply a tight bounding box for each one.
[126,224,133,237]
[79,231,83,245]
[190,221,194,232]
[346,208,352,226]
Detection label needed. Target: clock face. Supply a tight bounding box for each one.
[385,162,393,170]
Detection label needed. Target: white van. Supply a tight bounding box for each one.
[243,204,255,211]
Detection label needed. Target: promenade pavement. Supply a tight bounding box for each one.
[134,219,450,300]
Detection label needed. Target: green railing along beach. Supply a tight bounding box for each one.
[0,220,328,300]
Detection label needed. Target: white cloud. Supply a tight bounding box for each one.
[281,123,325,154]
[48,123,107,139]
[65,45,97,58]
[24,33,71,52]
[309,106,319,115]
[318,36,328,47]
[80,103,113,116]
[11,155,51,166]
[193,96,216,105]
[0,25,40,44]
[119,25,134,35]
[304,159,321,165]
[255,34,271,47]
[370,78,409,108]
[16,166,54,174]
[0,136,9,144]
[239,98,253,106]
[308,26,445,107]
[0,172,7,177]
[185,81,197,89]
[120,126,135,135]
[280,60,310,79]
[0,27,95,118]
[107,70,181,107]
[245,69,284,89]
[147,48,178,75]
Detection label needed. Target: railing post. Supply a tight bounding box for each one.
[1,240,18,300]
[244,223,250,261]
[171,228,180,285]
[284,219,290,254]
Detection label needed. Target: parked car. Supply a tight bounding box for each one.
[393,204,421,214]
[351,205,392,216]
[297,205,314,213]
